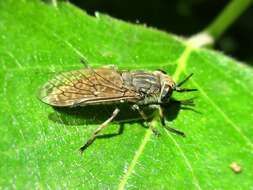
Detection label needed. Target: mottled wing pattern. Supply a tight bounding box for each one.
[38,68,140,107]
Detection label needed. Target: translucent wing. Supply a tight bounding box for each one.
[38,67,140,107]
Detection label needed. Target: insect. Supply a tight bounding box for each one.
[38,59,197,152]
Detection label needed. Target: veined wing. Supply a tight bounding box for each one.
[38,68,140,107]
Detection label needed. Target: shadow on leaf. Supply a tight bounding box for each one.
[48,98,199,133]
[47,97,200,148]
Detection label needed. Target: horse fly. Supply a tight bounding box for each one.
[38,59,197,153]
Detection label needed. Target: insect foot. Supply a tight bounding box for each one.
[151,127,161,137]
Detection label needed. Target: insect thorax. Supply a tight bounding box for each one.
[121,71,162,105]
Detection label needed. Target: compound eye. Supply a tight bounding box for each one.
[161,88,172,102]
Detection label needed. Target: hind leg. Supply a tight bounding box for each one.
[80,108,120,153]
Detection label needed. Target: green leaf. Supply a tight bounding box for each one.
[1,1,253,189]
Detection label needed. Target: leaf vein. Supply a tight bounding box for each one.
[195,51,253,96]
[165,131,202,190]
[116,46,202,189]
[190,77,253,150]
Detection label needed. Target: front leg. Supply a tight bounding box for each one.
[132,104,160,136]
[158,105,165,126]
[158,106,185,137]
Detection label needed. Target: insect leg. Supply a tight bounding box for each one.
[158,106,165,126]
[79,108,120,153]
[132,105,160,136]
[159,106,186,137]
[164,126,185,137]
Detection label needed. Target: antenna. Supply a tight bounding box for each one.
[175,73,197,92]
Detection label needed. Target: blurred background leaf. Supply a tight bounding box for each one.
[71,0,253,64]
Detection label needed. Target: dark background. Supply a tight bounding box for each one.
[70,0,253,64]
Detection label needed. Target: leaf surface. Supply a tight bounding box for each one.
[0,1,253,189]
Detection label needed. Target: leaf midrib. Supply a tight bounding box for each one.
[117,46,203,190]
[117,44,253,189]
